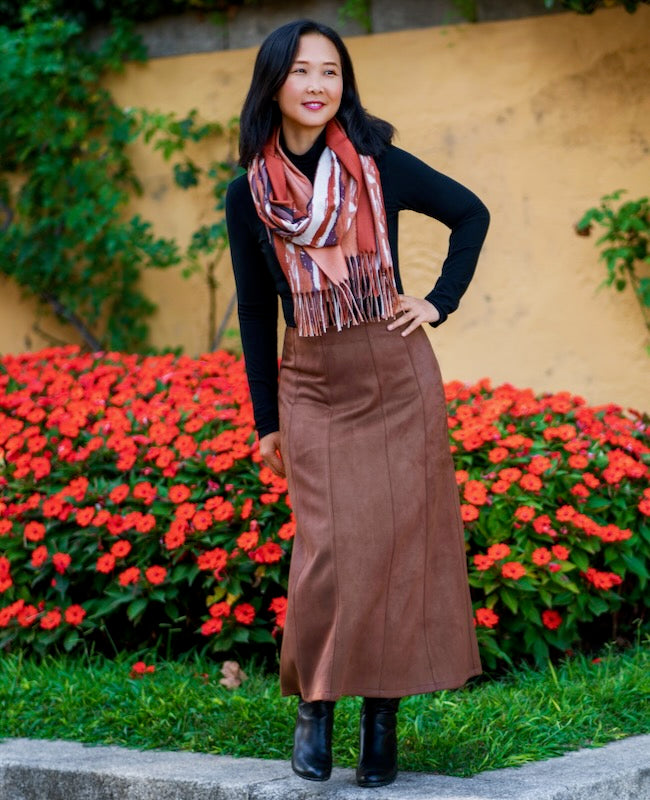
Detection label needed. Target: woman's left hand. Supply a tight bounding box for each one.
[387,295,440,336]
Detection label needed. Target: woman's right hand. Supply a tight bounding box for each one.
[259,431,285,477]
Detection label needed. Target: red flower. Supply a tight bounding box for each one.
[541,609,562,630]
[164,525,186,550]
[130,660,155,676]
[473,554,495,571]
[487,543,510,560]
[519,473,542,492]
[134,513,156,533]
[501,561,526,580]
[250,542,283,564]
[109,484,129,504]
[0,520,13,536]
[118,566,140,586]
[239,497,254,519]
[237,529,259,551]
[532,515,553,535]
[269,596,287,628]
[209,601,231,618]
[568,454,589,469]
[475,607,499,628]
[278,520,296,540]
[514,506,535,523]
[17,604,39,626]
[460,504,479,522]
[197,547,228,572]
[40,608,62,630]
[192,510,213,532]
[96,553,116,573]
[551,544,570,561]
[133,481,156,504]
[463,480,488,506]
[555,505,575,522]
[201,617,223,635]
[528,455,552,475]
[24,521,46,542]
[233,603,256,625]
[532,547,552,566]
[168,484,191,504]
[454,470,468,486]
[52,552,71,574]
[145,565,166,585]
[111,540,132,558]
[64,604,86,625]
[488,447,509,464]
[31,545,49,568]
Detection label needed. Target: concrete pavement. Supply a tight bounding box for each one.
[0,734,648,799]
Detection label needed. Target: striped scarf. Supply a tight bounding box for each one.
[247,119,399,337]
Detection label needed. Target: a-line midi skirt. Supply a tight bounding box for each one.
[278,319,481,702]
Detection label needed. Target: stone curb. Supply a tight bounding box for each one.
[0,734,648,800]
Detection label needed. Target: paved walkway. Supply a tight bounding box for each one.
[0,734,648,799]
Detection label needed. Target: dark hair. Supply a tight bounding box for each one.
[238,19,394,167]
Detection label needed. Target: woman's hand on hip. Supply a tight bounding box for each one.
[259,431,285,478]
[387,295,440,336]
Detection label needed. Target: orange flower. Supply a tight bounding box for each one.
[131,660,155,676]
[24,521,46,542]
[584,567,622,591]
[168,484,191,504]
[135,513,156,533]
[463,480,488,506]
[528,455,552,475]
[475,607,499,628]
[75,506,95,527]
[175,502,196,520]
[532,515,553,535]
[488,447,509,464]
[278,520,296,540]
[0,520,11,536]
[455,470,469,485]
[541,609,562,630]
[237,529,259,551]
[118,566,140,586]
[519,473,542,492]
[568,454,589,469]
[499,467,522,483]
[473,554,495,571]
[555,505,576,522]
[490,480,511,494]
[233,603,256,625]
[487,543,510,560]
[145,565,166,585]
[582,472,600,489]
[64,604,86,625]
[501,561,526,580]
[514,506,536,522]
[460,504,479,522]
[133,481,156,504]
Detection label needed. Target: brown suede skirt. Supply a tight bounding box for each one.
[278,320,481,702]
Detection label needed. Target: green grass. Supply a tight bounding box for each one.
[0,643,649,777]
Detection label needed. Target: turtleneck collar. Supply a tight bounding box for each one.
[280,127,328,184]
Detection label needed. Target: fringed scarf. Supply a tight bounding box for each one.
[247,119,399,337]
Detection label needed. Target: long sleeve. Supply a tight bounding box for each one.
[379,146,490,326]
[226,176,280,438]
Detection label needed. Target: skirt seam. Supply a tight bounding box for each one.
[366,325,399,693]
[322,336,342,697]
[404,329,439,686]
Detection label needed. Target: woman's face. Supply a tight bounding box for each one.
[275,33,343,145]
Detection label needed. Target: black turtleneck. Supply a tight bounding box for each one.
[226,136,490,438]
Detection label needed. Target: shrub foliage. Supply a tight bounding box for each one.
[0,347,648,667]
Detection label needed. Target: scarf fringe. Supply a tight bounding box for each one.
[295,253,399,337]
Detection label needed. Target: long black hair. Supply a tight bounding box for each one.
[238,19,394,167]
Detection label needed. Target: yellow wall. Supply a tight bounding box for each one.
[2,7,649,410]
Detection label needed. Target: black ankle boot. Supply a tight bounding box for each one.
[291,698,335,781]
[356,697,400,788]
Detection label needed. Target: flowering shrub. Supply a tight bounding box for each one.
[0,348,648,667]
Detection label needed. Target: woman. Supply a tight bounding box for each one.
[226,19,489,788]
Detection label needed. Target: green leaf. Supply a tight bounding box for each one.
[127,597,148,622]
